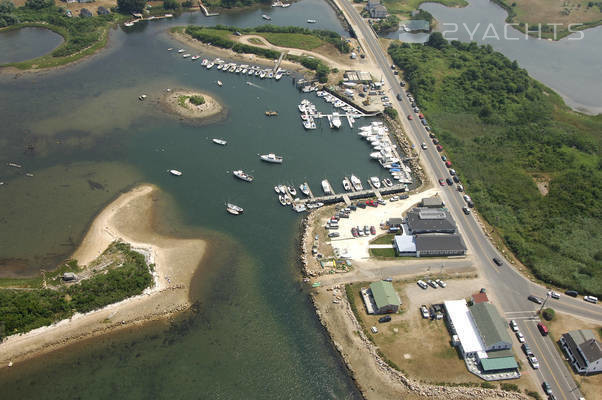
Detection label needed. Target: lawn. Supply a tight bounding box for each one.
[370,233,395,245]
[256,32,324,51]
[370,248,397,258]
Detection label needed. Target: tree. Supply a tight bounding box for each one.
[0,0,15,13]
[182,0,192,6]
[384,106,398,120]
[542,308,555,321]
[426,32,447,49]
[25,0,54,9]
[117,0,146,13]
[163,0,178,9]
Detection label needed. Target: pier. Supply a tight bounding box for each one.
[296,183,408,206]
[198,0,219,16]
[273,52,286,73]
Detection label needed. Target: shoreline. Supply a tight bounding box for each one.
[160,89,226,122]
[0,184,207,368]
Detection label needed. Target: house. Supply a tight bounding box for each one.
[62,272,77,282]
[80,8,92,17]
[393,234,416,256]
[560,330,602,375]
[471,291,489,304]
[365,0,388,19]
[97,6,110,15]
[470,302,512,352]
[369,281,401,314]
[405,207,456,234]
[420,196,444,208]
[78,0,94,3]
[414,234,466,257]
[387,217,404,227]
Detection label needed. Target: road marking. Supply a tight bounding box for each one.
[505,311,536,315]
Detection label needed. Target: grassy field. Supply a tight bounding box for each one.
[369,248,397,258]
[382,0,467,16]
[370,233,395,245]
[256,32,324,50]
[389,36,602,296]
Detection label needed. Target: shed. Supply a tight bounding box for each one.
[62,272,77,281]
[369,281,401,314]
[420,196,444,208]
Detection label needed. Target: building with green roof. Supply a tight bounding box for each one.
[469,302,512,352]
[369,281,401,314]
[480,357,519,372]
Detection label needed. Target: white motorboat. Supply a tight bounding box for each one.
[274,186,280,194]
[287,186,297,196]
[307,19,317,23]
[293,204,307,213]
[303,119,316,130]
[331,112,342,129]
[177,49,185,53]
[275,72,283,80]
[278,195,287,206]
[382,178,393,187]
[260,153,283,164]
[212,138,227,145]
[217,80,223,87]
[262,14,271,20]
[124,22,134,27]
[182,54,191,58]
[191,55,200,60]
[299,182,310,196]
[278,184,287,194]
[233,170,254,182]
[321,179,333,195]
[169,169,182,176]
[370,177,381,188]
[350,175,363,191]
[342,177,352,192]
[201,59,208,66]
[206,62,215,69]
[226,202,244,215]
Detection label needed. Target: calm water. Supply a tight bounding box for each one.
[0,2,366,398]
[0,27,63,64]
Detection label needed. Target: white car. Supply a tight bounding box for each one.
[371,326,378,334]
[420,305,430,319]
[516,331,525,343]
[417,280,428,289]
[421,142,427,150]
[549,291,560,299]
[510,320,518,332]
[584,295,598,304]
[528,356,539,369]
[436,279,446,288]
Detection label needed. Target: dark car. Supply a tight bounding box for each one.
[378,315,392,323]
[565,289,578,297]
[357,202,366,209]
[522,343,534,356]
[399,81,405,87]
[429,133,436,138]
[528,295,544,304]
[441,155,447,161]
[493,257,503,266]
[453,175,460,183]
[396,93,402,101]
[542,382,552,395]
[446,178,453,186]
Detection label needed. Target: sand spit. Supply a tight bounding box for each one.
[161,89,224,121]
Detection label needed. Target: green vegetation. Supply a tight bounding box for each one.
[0,242,153,339]
[525,390,542,400]
[480,382,495,389]
[500,383,520,392]
[163,0,180,10]
[178,95,188,108]
[381,0,467,17]
[371,15,399,34]
[370,234,395,245]
[542,308,555,321]
[383,106,398,120]
[0,1,126,69]
[389,34,602,296]
[369,248,397,258]
[117,0,146,13]
[204,0,270,9]
[257,31,324,50]
[189,95,205,105]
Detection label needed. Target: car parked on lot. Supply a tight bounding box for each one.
[371,326,378,334]
[441,155,447,161]
[528,356,540,369]
[427,280,438,288]
[522,343,534,356]
[537,322,549,336]
[528,295,544,304]
[516,331,525,343]
[584,295,598,304]
[417,280,428,289]
[436,279,446,288]
[493,257,503,266]
[420,305,430,319]
[565,289,578,297]
[379,315,392,323]
[510,320,518,332]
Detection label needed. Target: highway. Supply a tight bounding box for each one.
[333,0,601,398]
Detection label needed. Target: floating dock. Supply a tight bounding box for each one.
[296,183,407,206]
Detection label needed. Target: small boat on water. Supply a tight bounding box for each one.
[293,203,307,213]
[262,14,272,20]
[265,111,278,116]
[274,186,280,194]
[233,170,254,182]
[370,176,381,189]
[217,80,223,87]
[169,169,182,176]
[191,55,200,60]
[287,186,297,196]
[307,19,317,23]
[206,62,215,69]
[138,94,147,101]
[226,202,244,215]
[182,54,191,58]
[212,138,227,145]
[7,162,22,168]
[260,153,283,164]
[342,177,352,192]
[178,49,185,53]
[278,195,287,206]
[124,22,134,27]
[299,182,310,196]
[201,59,208,66]
[321,179,333,195]
[350,174,363,191]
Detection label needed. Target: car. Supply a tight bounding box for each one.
[528,356,540,369]
[377,199,386,205]
[370,226,376,235]
[418,113,424,119]
[457,184,464,192]
[413,107,420,113]
[427,279,438,288]
[441,155,447,162]
[400,81,405,87]
[510,320,518,332]
[537,322,549,336]
[565,289,578,297]
[436,145,443,152]
[462,206,470,215]
[439,178,446,186]
[425,126,431,131]
[522,343,534,356]
[445,160,452,168]
[351,228,358,237]
[528,295,544,304]
[493,257,503,266]
[378,315,392,323]
[420,305,430,319]
[357,202,366,209]
[542,382,552,395]
[446,178,453,186]
[449,169,456,176]
[349,204,357,211]
[417,280,428,289]
[390,196,399,202]
[453,175,460,183]
[429,133,436,138]
[407,115,413,120]
[328,232,340,238]
[516,331,525,343]
[391,64,395,70]
[396,93,402,101]
[383,277,393,282]
[584,295,598,304]
[549,291,560,299]
[436,279,446,288]
[432,138,439,145]
[421,142,427,150]
[371,326,379,334]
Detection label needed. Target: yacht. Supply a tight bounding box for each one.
[260,153,283,164]
[169,169,182,176]
[226,202,244,215]
[299,182,310,196]
[206,62,215,69]
[287,186,297,196]
[293,204,307,213]
[331,112,342,129]
[369,177,381,189]
[274,186,280,194]
[350,175,363,191]
[212,138,227,145]
[217,80,223,87]
[278,195,287,206]
[262,14,271,20]
[382,178,393,187]
[307,19,317,23]
[182,54,191,58]
[274,71,283,80]
[321,179,333,195]
[177,49,185,53]
[302,119,316,130]
[233,170,254,182]
[342,177,352,192]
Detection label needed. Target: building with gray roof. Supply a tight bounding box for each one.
[406,207,456,234]
[469,302,512,352]
[414,234,466,257]
[560,329,602,375]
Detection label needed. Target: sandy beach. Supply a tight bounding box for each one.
[0,184,207,368]
[161,89,225,121]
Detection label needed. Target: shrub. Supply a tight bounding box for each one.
[542,308,555,321]
[500,383,520,392]
[163,0,179,10]
[189,95,205,105]
[384,106,398,120]
[480,382,495,389]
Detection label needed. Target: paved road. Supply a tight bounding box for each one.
[334,1,600,398]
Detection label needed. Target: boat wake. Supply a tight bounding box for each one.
[245,81,264,89]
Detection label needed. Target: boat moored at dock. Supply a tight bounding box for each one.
[350,174,363,191]
[321,179,333,195]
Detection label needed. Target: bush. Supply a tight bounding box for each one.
[117,0,146,13]
[542,308,555,321]
[0,0,16,13]
[181,0,192,6]
[480,382,495,389]
[25,0,53,9]
[189,95,205,105]
[163,0,179,10]
[384,106,398,120]
[525,389,542,399]
[500,383,520,392]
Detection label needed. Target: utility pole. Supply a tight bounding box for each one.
[538,292,551,315]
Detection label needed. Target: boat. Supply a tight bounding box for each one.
[274,185,280,194]
[260,153,283,164]
[274,71,283,80]
[168,48,173,51]
[299,182,310,196]
[350,175,363,191]
[206,62,214,69]
[7,162,22,168]
[382,178,393,187]
[278,184,287,194]
[321,179,333,195]
[302,119,316,130]
[124,22,134,27]
[278,195,287,206]
[287,186,297,196]
[265,111,278,116]
[226,202,244,215]
[259,71,266,79]
[233,170,254,182]
[370,177,381,189]
[293,204,307,213]
[164,13,173,17]
[201,59,208,66]
[285,196,292,205]
[282,2,290,7]
[216,63,223,70]
[342,177,352,192]
[307,19,317,23]
[268,72,274,79]
[331,112,342,129]
[217,80,223,87]
[182,54,191,58]
[169,169,182,176]
[177,49,185,53]
[191,55,200,60]
[138,94,147,101]
[262,14,272,20]
[212,138,227,145]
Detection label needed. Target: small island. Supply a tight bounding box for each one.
[162,89,224,120]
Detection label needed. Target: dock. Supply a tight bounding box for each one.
[296,183,407,206]
[198,0,219,16]
[273,52,286,73]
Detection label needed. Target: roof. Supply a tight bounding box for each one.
[369,281,401,309]
[406,207,456,233]
[421,196,444,207]
[444,300,485,354]
[388,217,404,225]
[480,357,518,371]
[472,292,489,304]
[580,339,602,363]
[562,332,588,369]
[470,302,512,348]
[415,234,466,252]
[566,329,596,345]
[394,235,416,252]
[486,349,514,359]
